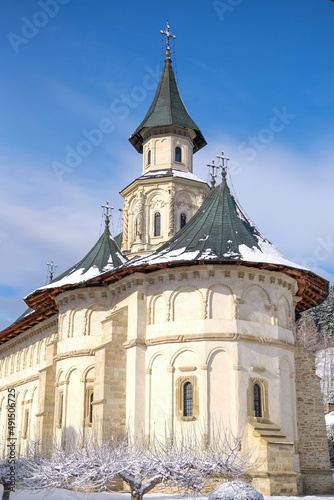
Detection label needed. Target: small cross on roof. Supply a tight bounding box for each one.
[101,201,114,228]
[160,20,176,53]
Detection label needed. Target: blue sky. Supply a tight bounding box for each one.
[1,0,334,331]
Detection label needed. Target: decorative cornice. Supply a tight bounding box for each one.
[123,339,146,349]
[0,317,57,354]
[0,374,39,392]
[124,333,295,351]
[53,349,95,362]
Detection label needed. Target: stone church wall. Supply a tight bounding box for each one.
[295,340,334,494]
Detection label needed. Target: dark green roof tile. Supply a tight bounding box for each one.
[40,225,127,289]
[128,179,305,270]
[129,58,206,153]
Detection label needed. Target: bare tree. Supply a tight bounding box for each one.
[296,313,323,354]
[0,454,25,500]
[22,429,258,500]
[296,314,334,407]
[316,345,334,406]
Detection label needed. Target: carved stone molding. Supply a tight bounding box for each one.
[54,349,95,362]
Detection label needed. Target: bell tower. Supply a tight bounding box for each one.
[120,22,209,256]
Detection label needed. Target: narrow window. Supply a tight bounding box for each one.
[180,213,187,229]
[58,392,64,427]
[23,409,29,439]
[89,391,94,424]
[147,149,151,166]
[175,146,182,163]
[183,382,193,417]
[254,384,262,418]
[154,212,161,237]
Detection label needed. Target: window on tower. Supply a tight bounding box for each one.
[180,213,186,229]
[183,381,193,417]
[175,146,182,163]
[154,212,161,236]
[147,149,151,166]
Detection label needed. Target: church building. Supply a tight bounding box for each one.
[0,24,333,497]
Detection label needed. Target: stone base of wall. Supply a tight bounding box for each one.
[251,472,299,496]
[301,469,334,495]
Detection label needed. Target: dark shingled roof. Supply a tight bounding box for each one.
[129,58,206,153]
[39,224,127,289]
[128,177,306,269]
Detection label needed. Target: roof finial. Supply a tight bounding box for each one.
[216,150,230,183]
[160,20,175,59]
[207,159,218,189]
[47,260,58,283]
[101,201,114,230]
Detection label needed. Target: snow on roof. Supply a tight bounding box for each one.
[139,168,207,183]
[37,261,117,291]
[25,228,127,298]
[238,241,307,270]
[126,179,308,271]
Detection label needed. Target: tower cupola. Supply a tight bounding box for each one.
[120,22,209,255]
[129,21,206,175]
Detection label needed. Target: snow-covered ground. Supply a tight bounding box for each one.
[7,489,334,499]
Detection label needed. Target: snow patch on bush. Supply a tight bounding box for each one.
[208,481,264,500]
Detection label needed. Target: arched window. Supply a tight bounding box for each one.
[154,212,161,237]
[183,382,193,417]
[147,149,151,166]
[253,383,262,418]
[175,146,182,163]
[180,213,187,229]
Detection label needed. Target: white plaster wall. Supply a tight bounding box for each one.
[208,349,235,433]
[143,133,193,174]
[120,265,299,444]
[149,353,170,439]
[65,368,83,444]
[279,356,296,443]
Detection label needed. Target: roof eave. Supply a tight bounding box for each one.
[0,305,58,345]
[129,132,143,153]
[129,126,207,154]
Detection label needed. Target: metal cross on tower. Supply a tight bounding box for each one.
[160,20,176,54]
[216,150,230,182]
[47,260,58,283]
[207,159,218,189]
[101,201,114,229]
